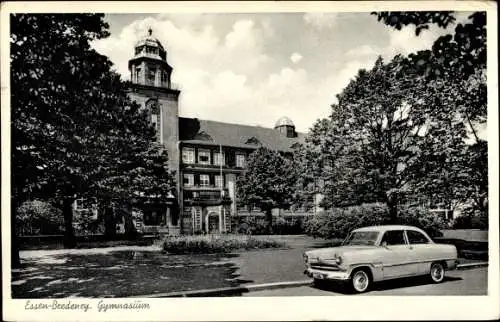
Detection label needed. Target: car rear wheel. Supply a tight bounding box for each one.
[430,262,445,283]
[350,269,371,293]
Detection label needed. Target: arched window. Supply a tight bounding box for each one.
[146,99,161,143]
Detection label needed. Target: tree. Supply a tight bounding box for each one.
[372,11,488,218]
[10,14,175,262]
[301,54,486,223]
[236,147,297,233]
[372,11,486,78]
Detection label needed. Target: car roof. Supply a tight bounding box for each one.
[353,225,424,232]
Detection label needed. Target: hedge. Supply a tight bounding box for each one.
[303,203,446,239]
[162,234,286,254]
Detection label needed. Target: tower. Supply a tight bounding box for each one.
[127,28,180,171]
[127,28,181,233]
[274,116,296,138]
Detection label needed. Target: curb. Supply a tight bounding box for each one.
[130,280,313,298]
[457,262,488,270]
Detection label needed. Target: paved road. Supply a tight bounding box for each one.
[244,267,488,296]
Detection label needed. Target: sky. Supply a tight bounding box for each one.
[91,12,472,133]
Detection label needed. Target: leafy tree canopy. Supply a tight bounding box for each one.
[237,147,297,232]
[11,14,175,248]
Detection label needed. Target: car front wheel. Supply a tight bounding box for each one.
[350,269,371,293]
[429,262,445,283]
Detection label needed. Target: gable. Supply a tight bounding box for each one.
[193,130,214,142]
[243,136,262,146]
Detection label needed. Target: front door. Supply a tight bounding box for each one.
[381,230,416,279]
[207,212,220,234]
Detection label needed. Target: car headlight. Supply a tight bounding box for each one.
[335,256,342,265]
[303,253,308,263]
[333,253,342,265]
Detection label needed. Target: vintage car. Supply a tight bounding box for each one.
[303,225,458,293]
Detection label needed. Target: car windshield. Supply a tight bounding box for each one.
[342,231,379,246]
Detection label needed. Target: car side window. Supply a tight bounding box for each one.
[380,230,406,246]
[406,230,430,244]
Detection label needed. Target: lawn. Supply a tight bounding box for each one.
[12,248,242,298]
[11,235,339,298]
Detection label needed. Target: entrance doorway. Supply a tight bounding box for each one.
[207,212,220,234]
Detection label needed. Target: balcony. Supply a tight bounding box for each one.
[183,188,231,206]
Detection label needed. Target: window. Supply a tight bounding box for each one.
[236,153,246,168]
[136,67,142,83]
[198,149,211,164]
[183,174,194,187]
[215,175,223,188]
[214,152,225,166]
[151,114,161,142]
[161,71,168,83]
[200,174,210,187]
[182,148,195,164]
[147,68,156,85]
[406,230,430,244]
[342,231,379,246]
[381,230,406,246]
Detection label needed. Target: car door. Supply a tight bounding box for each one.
[405,229,433,275]
[380,230,416,279]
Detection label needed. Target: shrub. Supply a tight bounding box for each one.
[304,203,391,239]
[234,215,305,235]
[235,216,269,235]
[452,212,488,230]
[16,200,64,235]
[303,203,446,239]
[162,234,286,254]
[397,206,446,238]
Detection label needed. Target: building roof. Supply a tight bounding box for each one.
[179,117,305,152]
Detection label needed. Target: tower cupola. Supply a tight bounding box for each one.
[274,116,296,138]
[128,28,173,89]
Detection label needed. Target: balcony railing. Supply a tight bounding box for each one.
[183,188,231,204]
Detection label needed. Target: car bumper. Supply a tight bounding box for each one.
[304,268,350,281]
[446,259,459,270]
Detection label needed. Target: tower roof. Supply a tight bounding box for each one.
[274,116,295,128]
[135,28,164,50]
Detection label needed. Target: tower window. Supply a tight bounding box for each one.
[136,67,142,83]
[151,113,161,142]
[161,72,168,83]
[148,68,156,86]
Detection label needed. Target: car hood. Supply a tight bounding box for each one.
[306,245,376,259]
